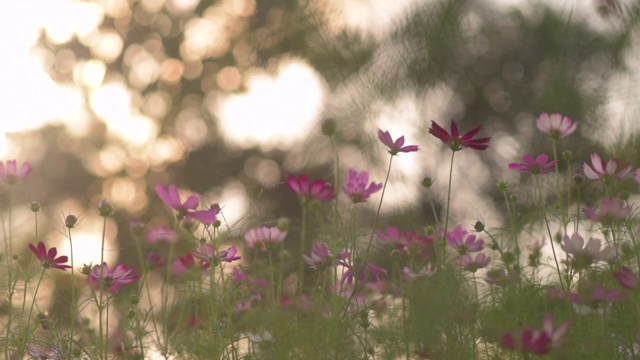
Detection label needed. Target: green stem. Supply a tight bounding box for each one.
[535,175,565,292]
[441,151,456,267]
[298,203,308,293]
[360,154,393,270]
[20,268,45,357]
[68,227,76,356]
[98,215,107,360]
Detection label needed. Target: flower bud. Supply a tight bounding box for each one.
[321,118,337,136]
[473,220,485,232]
[278,249,291,261]
[65,214,78,229]
[390,249,402,261]
[129,294,140,305]
[127,309,136,319]
[496,181,509,192]
[80,264,92,275]
[508,194,518,203]
[130,221,145,237]
[97,199,114,217]
[561,150,574,161]
[421,177,434,188]
[29,201,42,213]
[573,173,584,185]
[424,226,435,235]
[620,191,630,201]
[277,217,290,231]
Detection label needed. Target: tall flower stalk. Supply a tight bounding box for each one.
[428,120,490,266]
[64,213,78,357]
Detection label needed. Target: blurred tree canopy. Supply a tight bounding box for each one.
[9,0,640,265]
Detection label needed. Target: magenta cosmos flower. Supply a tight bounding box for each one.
[342,168,383,203]
[29,242,71,271]
[89,263,138,293]
[377,129,419,155]
[376,226,434,258]
[286,174,334,203]
[583,152,634,184]
[583,198,631,224]
[501,314,570,355]
[447,225,484,255]
[508,154,558,175]
[303,242,348,270]
[536,113,577,139]
[428,120,490,151]
[0,160,32,185]
[244,226,287,251]
[155,184,219,224]
[613,266,637,290]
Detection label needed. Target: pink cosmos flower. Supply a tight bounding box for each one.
[337,256,387,286]
[428,119,490,151]
[377,129,419,155]
[303,242,349,270]
[342,168,383,203]
[561,233,615,270]
[402,265,435,281]
[28,242,72,271]
[171,254,197,275]
[536,113,577,139]
[613,266,637,290]
[192,244,241,265]
[89,263,138,293]
[508,154,559,175]
[286,174,334,203]
[146,226,179,243]
[456,253,491,272]
[583,152,634,183]
[26,343,61,359]
[0,160,32,185]
[583,198,631,224]
[376,226,434,258]
[501,314,570,355]
[447,225,484,255]
[561,283,623,307]
[155,184,219,224]
[244,226,287,251]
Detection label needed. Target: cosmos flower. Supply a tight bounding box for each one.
[377,129,419,155]
[244,226,287,251]
[501,314,570,355]
[508,154,558,175]
[560,233,615,270]
[583,198,631,224]
[155,184,219,224]
[0,160,32,185]
[613,266,637,290]
[286,174,334,203]
[456,253,491,272]
[28,242,71,271]
[447,225,485,255]
[342,168,382,203]
[428,119,490,151]
[583,152,633,184]
[536,113,577,139]
[89,263,138,293]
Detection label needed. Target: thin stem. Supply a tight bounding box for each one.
[98,215,107,360]
[360,154,393,270]
[535,175,565,292]
[298,203,308,293]
[441,151,456,267]
[68,227,76,357]
[20,268,46,357]
[132,234,159,355]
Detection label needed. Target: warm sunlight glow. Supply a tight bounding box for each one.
[216,58,326,151]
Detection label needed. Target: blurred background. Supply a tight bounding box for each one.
[1,0,640,275]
